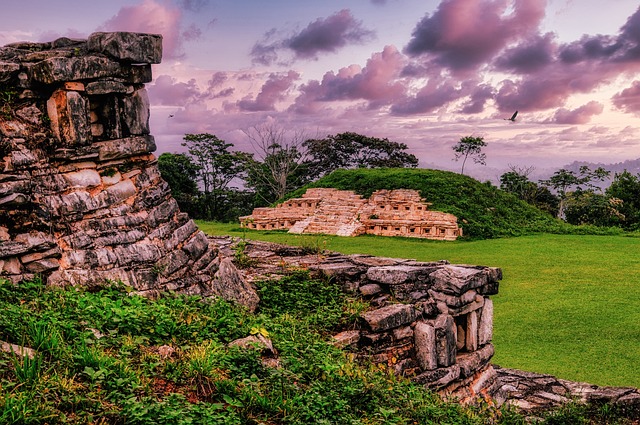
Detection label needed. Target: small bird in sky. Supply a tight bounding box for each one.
[168,114,174,118]
[504,110,518,122]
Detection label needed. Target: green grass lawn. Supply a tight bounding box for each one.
[199,221,640,388]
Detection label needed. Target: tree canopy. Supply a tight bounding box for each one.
[452,136,486,174]
[303,132,418,179]
[539,166,610,218]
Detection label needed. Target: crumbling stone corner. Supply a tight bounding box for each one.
[0,32,258,310]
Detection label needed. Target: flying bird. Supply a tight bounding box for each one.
[504,110,518,122]
[168,114,174,118]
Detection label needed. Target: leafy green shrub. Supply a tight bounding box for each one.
[255,270,344,330]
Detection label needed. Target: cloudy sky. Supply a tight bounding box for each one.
[2,0,640,177]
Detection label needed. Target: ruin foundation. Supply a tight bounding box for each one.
[215,238,500,400]
[0,32,257,310]
[240,188,463,241]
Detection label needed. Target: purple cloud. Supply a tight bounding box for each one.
[390,75,467,115]
[238,71,300,111]
[148,75,201,105]
[182,24,202,41]
[612,80,640,114]
[558,8,640,65]
[404,0,545,72]
[251,9,375,65]
[98,0,188,59]
[494,77,576,113]
[550,101,604,124]
[250,29,280,66]
[208,72,227,88]
[494,33,555,74]
[179,0,208,12]
[287,9,374,59]
[459,83,495,114]
[290,46,406,113]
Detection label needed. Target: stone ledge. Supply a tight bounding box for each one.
[493,367,640,416]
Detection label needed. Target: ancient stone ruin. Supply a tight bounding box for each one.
[0,32,257,309]
[218,238,640,413]
[215,238,499,400]
[241,188,463,240]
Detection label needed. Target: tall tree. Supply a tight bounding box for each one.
[500,165,536,201]
[500,165,559,216]
[540,166,610,219]
[158,153,199,197]
[181,133,249,220]
[243,124,310,204]
[303,132,418,179]
[606,170,640,229]
[452,136,487,174]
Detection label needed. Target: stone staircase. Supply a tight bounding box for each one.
[302,192,367,235]
[288,217,313,234]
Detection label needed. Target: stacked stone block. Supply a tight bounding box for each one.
[324,257,499,398]
[0,33,257,310]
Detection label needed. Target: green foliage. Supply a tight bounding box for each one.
[1,271,637,423]
[243,124,310,205]
[0,276,525,424]
[158,152,200,216]
[255,270,345,330]
[0,85,18,120]
[303,131,419,179]
[500,167,559,217]
[177,133,251,221]
[540,166,611,218]
[452,135,487,174]
[232,239,256,269]
[540,401,636,425]
[606,170,640,229]
[287,167,571,239]
[563,191,625,227]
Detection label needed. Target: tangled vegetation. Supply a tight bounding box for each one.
[1,274,636,424]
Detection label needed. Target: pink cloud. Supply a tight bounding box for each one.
[148,75,202,106]
[494,33,555,74]
[290,46,406,113]
[404,0,545,72]
[391,75,467,115]
[612,80,640,114]
[98,0,191,59]
[459,83,495,114]
[550,101,604,124]
[237,71,300,111]
[251,9,375,65]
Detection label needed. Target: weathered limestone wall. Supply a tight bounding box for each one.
[216,238,500,400]
[0,33,257,310]
[241,188,462,240]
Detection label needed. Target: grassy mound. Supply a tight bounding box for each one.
[288,168,619,239]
